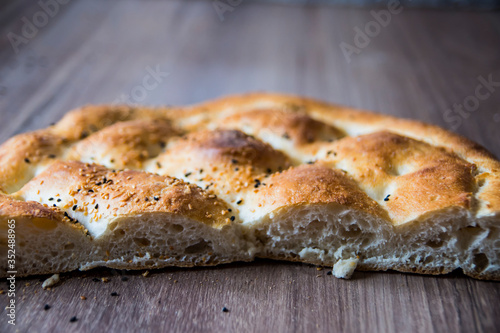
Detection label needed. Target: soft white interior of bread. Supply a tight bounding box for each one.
[2,214,255,276]
[249,204,390,264]
[249,206,500,278]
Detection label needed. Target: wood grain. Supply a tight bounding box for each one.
[0,0,499,332]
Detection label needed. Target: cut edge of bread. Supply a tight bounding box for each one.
[250,204,500,280]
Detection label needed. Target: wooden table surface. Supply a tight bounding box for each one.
[1,0,499,332]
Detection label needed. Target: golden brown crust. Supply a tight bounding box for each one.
[0,130,65,193]
[15,161,233,231]
[170,93,499,217]
[0,193,63,221]
[68,118,181,169]
[321,131,478,224]
[255,164,389,219]
[53,105,172,141]
[215,108,345,145]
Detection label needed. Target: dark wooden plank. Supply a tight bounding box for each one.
[0,0,499,332]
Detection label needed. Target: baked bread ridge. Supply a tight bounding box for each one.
[0,92,498,279]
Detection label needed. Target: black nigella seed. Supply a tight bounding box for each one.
[384,194,391,202]
[95,204,99,209]
[145,197,149,201]
[185,172,192,177]
[156,162,162,168]
[154,196,159,201]
[111,292,119,297]
[24,158,30,163]
[48,154,56,158]
[121,276,128,282]
[53,204,56,207]
[199,169,204,174]
[57,199,61,202]
[236,200,242,205]
[326,271,332,276]
[227,208,232,212]
[70,316,78,322]
[88,189,94,193]
[72,205,77,211]
[222,307,229,313]
[44,304,51,311]
[231,159,238,164]
[230,216,235,222]
[267,168,272,174]
[49,198,54,201]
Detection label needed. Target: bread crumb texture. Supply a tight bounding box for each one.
[0,93,498,280]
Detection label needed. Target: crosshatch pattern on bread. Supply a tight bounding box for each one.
[0,93,499,279]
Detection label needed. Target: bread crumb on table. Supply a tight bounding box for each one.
[333,258,359,279]
[42,274,60,289]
